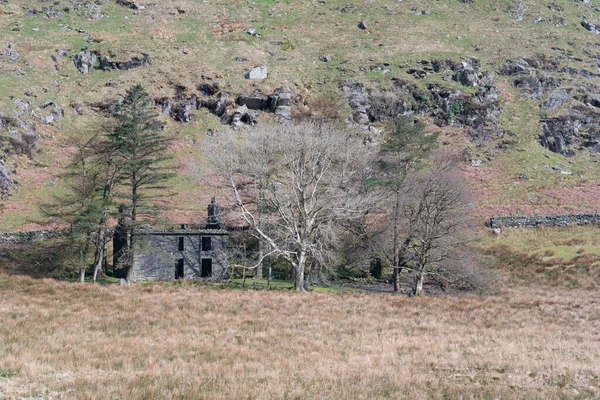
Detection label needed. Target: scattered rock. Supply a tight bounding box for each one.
[70,102,84,115]
[581,20,600,34]
[320,55,332,62]
[506,1,528,21]
[243,27,260,37]
[245,66,268,79]
[13,98,30,115]
[73,49,100,74]
[228,104,257,130]
[2,45,19,62]
[116,0,145,10]
[357,21,368,30]
[411,8,431,15]
[75,2,104,20]
[32,105,63,126]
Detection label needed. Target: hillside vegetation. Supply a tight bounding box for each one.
[1,0,600,231]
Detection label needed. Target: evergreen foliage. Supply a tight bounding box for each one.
[109,84,175,224]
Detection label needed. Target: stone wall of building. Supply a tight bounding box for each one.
[490,213,600,229]
[127,229,229,282]
[0,228,70,244]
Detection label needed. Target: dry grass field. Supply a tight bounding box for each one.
[1,275,599,399]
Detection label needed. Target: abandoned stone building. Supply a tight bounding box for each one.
[113,198,229,281]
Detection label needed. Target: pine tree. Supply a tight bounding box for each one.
[109,84,175,280]
[41,135,118,282]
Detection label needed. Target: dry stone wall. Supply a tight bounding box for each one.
[0,229,69,244]
[490,214,600,229]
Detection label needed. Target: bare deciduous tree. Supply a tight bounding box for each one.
[400,155,476,295]
[369,117,438,291]
[209,122,375,291]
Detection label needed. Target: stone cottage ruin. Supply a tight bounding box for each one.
[113,198,229,281]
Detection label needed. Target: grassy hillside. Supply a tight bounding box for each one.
[1,0,600,264]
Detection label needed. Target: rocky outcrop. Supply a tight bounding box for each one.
[0,164,14,200]
[0,99,43,198]
[512,75,560,100]
[541,88,569,110]
[73,50,100,74]
[155,85,293,128]
[502,55,600,156]
[103,53,151,71]
[235,87,292,122]
[340,80,371,126]
[228,105,258,130]
[401,58,494,87]
[33,104,63,127]
[74,50,151,74]
[341,59,507,147]
[540,117,578,156]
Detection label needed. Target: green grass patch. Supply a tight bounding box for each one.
[0,368,16,379]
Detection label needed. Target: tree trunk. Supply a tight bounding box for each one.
[126,177,137,282]
[256,239,264,280]
[392,191,401,292]
[126,264,134,281]
[414,274,424,296]
[79,266,86,283]
[92,229,106,282]
[267,258,272,289]
[294,251,307,291]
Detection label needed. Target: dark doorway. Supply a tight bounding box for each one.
[176,259,184,279]
[202,237,212,251]
[201,258,212,277]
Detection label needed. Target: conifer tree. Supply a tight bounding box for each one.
[109,84,174,280]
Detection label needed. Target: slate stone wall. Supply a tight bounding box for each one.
[490,213,600,229]
[0,229,70,244]
[129,230,229,282]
